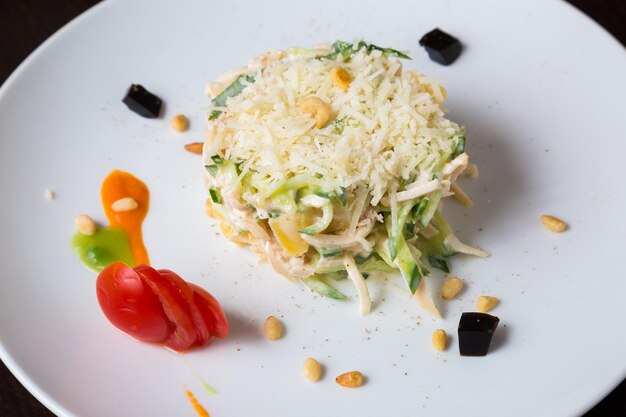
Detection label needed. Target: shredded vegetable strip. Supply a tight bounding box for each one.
[414,278,441,319]
[344,254,371,315]
[184,389,210,417]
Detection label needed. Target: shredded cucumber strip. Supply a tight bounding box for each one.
[318,246,343,258]
[386,215,429,293]
[394,236,429,294]
[299,203,333,235]
[302,275,347,300]
[259,174,323,200]
[418,190,442,228]
[388,199,420,261]
[358,255,396,274]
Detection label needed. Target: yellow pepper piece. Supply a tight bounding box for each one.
[269,214,310,256]
[331,67,352,91]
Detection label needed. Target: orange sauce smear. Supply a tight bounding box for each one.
[184,389,210,417]
[101,170,150,265]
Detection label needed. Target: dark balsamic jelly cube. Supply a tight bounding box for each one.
[419,28,462,66]
[458,312,500,356]
[122,84,162,118]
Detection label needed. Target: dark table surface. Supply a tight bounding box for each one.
[1,0,625,416]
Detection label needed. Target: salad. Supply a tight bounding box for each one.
[203,41,486,315]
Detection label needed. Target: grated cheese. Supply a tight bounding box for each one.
[206,49,464,206]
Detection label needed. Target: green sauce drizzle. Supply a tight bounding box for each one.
[71,227,134,272]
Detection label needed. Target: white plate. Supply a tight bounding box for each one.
[1,0,625,416]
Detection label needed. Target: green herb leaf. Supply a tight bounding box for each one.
[322,40,355,60]
[356,41,411,59]
[322,40,411,60]
[209,74,255,120]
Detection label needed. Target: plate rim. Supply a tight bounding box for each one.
[0,0,625,416]
[0,1,116,416]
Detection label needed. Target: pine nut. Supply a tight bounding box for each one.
[476,295,499,312]
[111,197,138,212]
[170,114,189,132]
[441,276,463,300]
[336,371,363,387]
[263,315,282,340]
[75,214,96,236]
[185,142,203,154]
[302,357,322,381]
[541,215,568,232]
[432,329,447,351]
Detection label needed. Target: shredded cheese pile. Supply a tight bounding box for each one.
[207,50,462,205]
